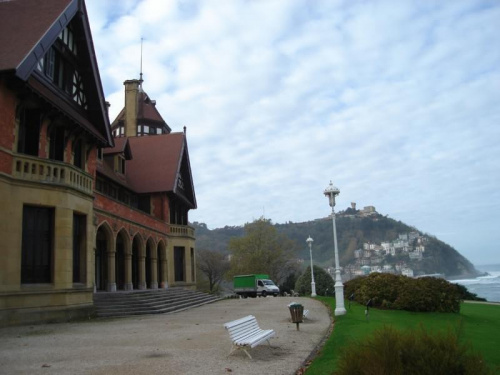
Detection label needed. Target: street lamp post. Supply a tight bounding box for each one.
[324,181,346,316]
[306,236,316,297]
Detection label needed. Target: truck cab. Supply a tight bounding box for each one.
[257,279,280,297]
[234,274,280,298]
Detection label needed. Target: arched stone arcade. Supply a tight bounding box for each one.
[94,224,169,293]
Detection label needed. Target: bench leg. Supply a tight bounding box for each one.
[242,348,253,359]
[228,345,253,360]
[228,345,237,357]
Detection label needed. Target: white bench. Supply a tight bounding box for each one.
[223,315,275,359]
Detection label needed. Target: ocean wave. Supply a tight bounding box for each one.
[452,272,500,285]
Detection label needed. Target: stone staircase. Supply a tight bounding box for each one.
[93,288,221,318]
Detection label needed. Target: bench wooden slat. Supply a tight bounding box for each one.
[224,315,256,329]
[234,329,274,345]
[230,327,262,341]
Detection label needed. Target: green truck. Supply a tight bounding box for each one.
[233,274,280,298]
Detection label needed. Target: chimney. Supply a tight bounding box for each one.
[123,79,140,136]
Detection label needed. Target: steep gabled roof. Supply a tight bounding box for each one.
[0,0,113,147]
[126,133,196,208]
[0,0,73,75]
[111,91,172,132]
[103,137,132,160]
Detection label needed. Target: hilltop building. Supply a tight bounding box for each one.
[0,0,196,326]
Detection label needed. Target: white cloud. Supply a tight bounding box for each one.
[86,0,500,265]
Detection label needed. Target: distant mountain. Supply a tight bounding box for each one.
[191,209,480,278]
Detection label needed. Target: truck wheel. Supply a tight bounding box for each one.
[242,293,248,299]
[273,294,278,297]
[261,291,267,297]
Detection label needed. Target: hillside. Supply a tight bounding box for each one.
[192,209,480,278]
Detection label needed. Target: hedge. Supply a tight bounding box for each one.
[344,273,461,313]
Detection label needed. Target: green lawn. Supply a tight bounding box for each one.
[305,298,500,375]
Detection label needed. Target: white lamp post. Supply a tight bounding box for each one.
[324,181,346,316]
[306,236,317,297]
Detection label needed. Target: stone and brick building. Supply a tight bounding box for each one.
[94,78,197,293]
[0,0,197,326]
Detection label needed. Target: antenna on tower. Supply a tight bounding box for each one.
[139,37,144,88]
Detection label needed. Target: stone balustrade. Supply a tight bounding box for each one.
[12,154,93,195]
[169,224,195,238]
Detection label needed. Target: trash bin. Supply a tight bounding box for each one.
[289,303,304,330]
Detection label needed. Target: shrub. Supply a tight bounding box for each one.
[334,326,493,375]
[295,265,334,296]
[344,273,461,313]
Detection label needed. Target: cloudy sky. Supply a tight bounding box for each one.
[85,0,500,265]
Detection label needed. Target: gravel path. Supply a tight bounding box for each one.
[0,297,331,375]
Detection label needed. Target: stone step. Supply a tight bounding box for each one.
[94,288,220,318]
[96,297,218,318]
[96,294,216,313]
[94,289,207,304]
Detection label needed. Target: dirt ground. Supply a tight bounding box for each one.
[0,296,331,375]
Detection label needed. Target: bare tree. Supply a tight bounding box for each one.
[197,249,230,293]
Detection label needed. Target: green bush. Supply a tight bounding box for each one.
[344,273,461,313]
[334,325,493,375]
[295,265,334,296]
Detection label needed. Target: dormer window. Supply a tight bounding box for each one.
[113,126,124,137]
[136,124,167,136]
[115,155,126,174]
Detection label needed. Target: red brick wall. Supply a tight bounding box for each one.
[0,79,17,175]
[87,147,97,177]
[151,194,163,220]
[0,78,16,150]
[39,119,49,158]
[94,193,168,235]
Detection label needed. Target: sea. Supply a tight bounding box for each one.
[452,264,500,303]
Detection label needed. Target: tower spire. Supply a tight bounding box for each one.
[139,37,144,89]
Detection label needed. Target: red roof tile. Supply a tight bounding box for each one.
[97,159,129,188]
[0,0,72,73]
[103,137,132,159]
[126,133,185,193]
[138,92,167,124]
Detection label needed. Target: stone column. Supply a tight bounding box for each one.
[151,258,158,289]
[107,251,116,292]
[161,259,168,288]
[124,253,133,290]
[53,207,73,288]
[138,255,146,290]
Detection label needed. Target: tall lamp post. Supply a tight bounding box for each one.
[324,181,346,316]
[306,236,316,297]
